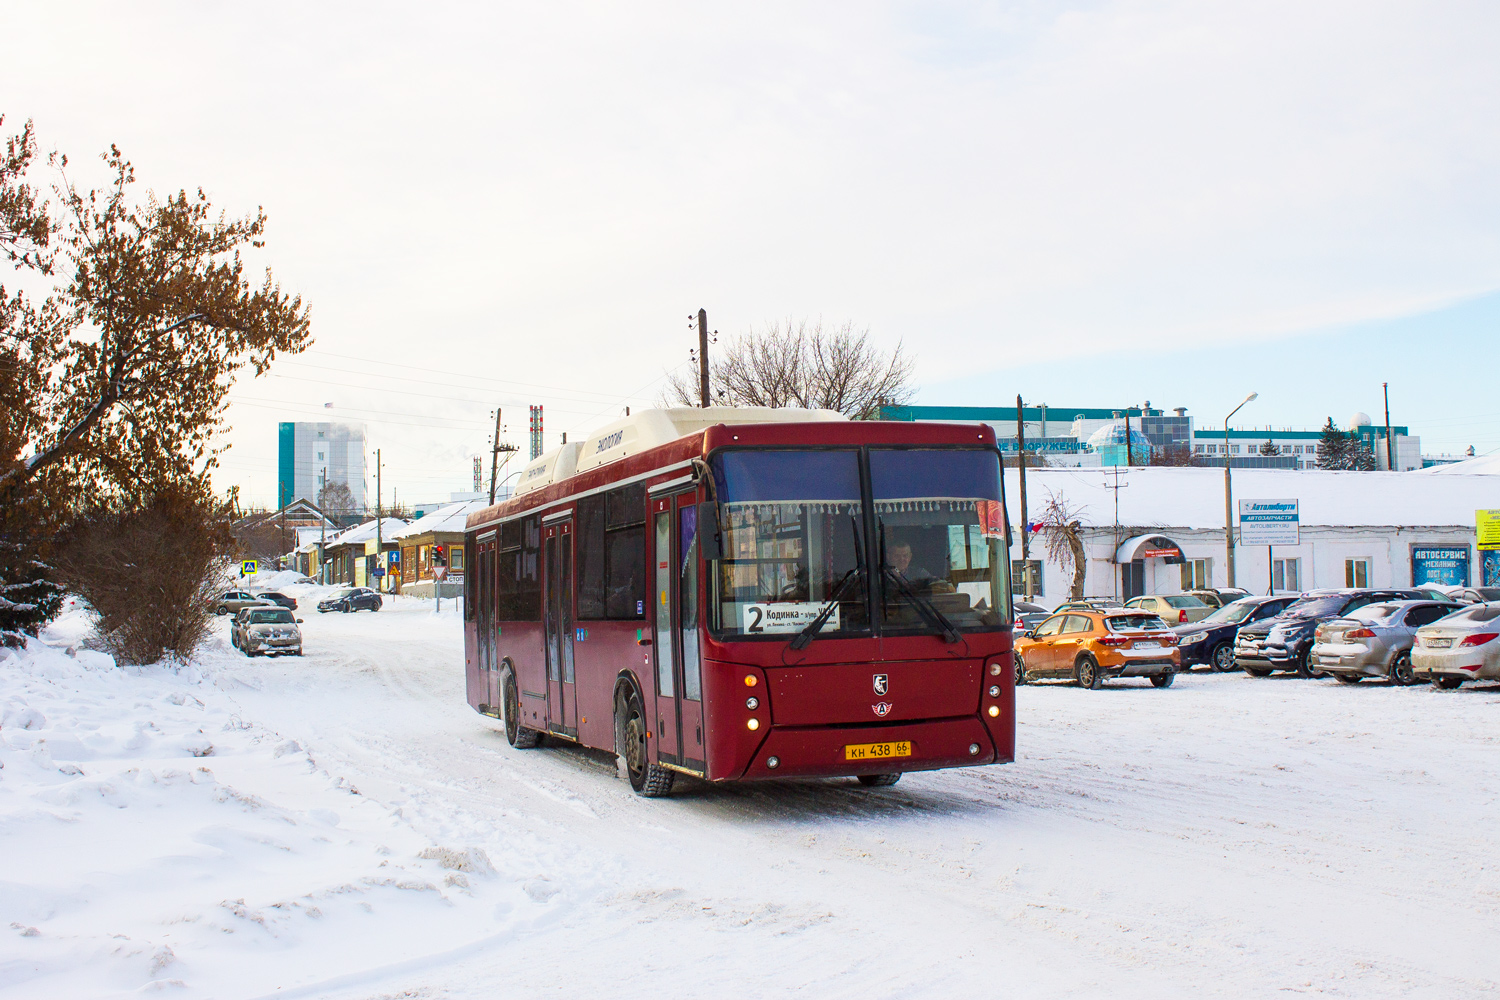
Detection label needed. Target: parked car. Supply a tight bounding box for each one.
[317,587,382,613]
[1183,588,1252,609]
[1173,595,1296,671]
[230,606,303,657]
[253,591,298,611]
[1450,586,1500,605]
[1310,600,1464,685]
[1411,603,1500,688]
[1053,597,1124,613]
[213,590,275,616]
[1124,594,1215,624]
[1013,601,1050,632]
[1235,589,1423,677]
[1015,609,1180,688]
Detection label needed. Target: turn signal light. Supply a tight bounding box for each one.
[747,718,760,731]
[1344,628,1375,639]
[987,705,1000,718]
[1459,632,1498,647]
[1097,636,1129,647]
[744,674,758,687]
[1179,610,1189,622]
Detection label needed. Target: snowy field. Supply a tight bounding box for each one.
[3,592,1498,999]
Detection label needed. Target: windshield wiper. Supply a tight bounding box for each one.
[790,516,866,651]
[877,516,961,644]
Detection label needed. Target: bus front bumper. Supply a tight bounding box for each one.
[737,716,1003,780]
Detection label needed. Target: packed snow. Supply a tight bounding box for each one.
[3,594,1498,998]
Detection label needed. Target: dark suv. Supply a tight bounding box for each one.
[1173,595,1296,670]
[1235,589,1423,677]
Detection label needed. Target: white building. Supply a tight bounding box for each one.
[277,421,368,512]
[1009,466,1499,606]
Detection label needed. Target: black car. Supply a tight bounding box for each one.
[254,591,298,611]
[1013,601,1050,632]
[317,587,382,613]
[1173,595,1296,670]
[1234,589,1423,677]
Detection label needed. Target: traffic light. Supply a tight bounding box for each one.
[433,544,446,567]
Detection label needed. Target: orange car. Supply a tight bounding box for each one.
[1014,609,1181,688]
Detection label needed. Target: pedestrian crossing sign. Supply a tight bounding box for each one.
[241,560,258,575]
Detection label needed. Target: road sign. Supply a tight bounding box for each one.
[433,567,447,581]
[240,559,258,575]
[371,567,386,577]
[1478,509,1500,551]
[1239,499,1299,546]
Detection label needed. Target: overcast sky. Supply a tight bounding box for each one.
[6,1,1499,506]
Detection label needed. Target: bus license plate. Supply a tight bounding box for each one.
[845,741,911,761]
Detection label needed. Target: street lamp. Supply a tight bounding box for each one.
[1224,392,1258,588]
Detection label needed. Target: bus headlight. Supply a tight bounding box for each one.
[747,718,760,731]
[987,705,1000,718]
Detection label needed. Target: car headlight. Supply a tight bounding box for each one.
[1181,631,1208,645]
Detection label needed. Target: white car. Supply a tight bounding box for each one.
[1410,603,1500,689]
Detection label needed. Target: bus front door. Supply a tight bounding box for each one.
[543,519,576,738]
[650,492,705,773]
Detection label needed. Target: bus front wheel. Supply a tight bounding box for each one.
[857,773,902,787]
[616,685,674,797]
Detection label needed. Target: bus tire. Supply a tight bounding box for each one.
[857,773,901,787]
[616,684,674,797]
[502,667,540,749]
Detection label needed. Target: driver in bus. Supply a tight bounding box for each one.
[889,534,957,595]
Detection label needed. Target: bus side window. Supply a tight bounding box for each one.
[515,516,542,621]
[576,495,607,619]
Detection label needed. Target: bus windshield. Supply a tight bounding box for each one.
[870,449,1009,631]
[706,446,1010,639]
[709,450,869,638]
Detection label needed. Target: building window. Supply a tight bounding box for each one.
[450,546,464,572]
[1180,559,1211,590]
[1345,558,1370,588]
[1011,559,1043,597]
[1194,444,1205,454]
[1273,558,1300,592]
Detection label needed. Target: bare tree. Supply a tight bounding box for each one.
[316,480,357,517]
[1034,489,1087,601]
[661,319,915,419]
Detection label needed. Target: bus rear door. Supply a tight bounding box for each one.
[543,517,576,737]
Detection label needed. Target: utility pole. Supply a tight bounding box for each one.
[375,448,383,594]
[488,408,518,505]
[1016,395,1030,601]
[698,308,711,407]
[1383,382,1395,470]
[1223,392,1258,589]
[1124,409,1134,467]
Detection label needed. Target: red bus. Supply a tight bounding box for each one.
[464,407,1015,796]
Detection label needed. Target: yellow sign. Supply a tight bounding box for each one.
[1479,510,1500,551]
[240,559,259,575]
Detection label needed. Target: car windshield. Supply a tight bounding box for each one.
[249,609,294,624]
[1282,595,1350,618]
[1443,605,1500,624]
[1201,599,1260,625]
[706,447,1010,638]
[870,448,1009,632]
[1163,595,1209,608]
[1474,588,1500,601]
[1106,614,1168,632]
[1345,603,1400,623]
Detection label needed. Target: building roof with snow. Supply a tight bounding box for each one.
[1012,466,1499,530]
[391,501,484,540]
[1417,452,1500,475]
[323,517,410,550]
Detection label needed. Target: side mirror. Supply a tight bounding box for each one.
[1023,629,1035,638]
[296,618,304,624]
[697,501,723,561]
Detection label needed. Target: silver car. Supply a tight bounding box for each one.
[1411,603,1500,688]
[1310,600,1463,685]
[1124,594,1215,624]
[231,606,304,657]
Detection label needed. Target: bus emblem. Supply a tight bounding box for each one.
[872,702,892,717]
[872,674,888,696]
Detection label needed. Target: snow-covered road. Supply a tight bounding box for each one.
[4,596,1498,998]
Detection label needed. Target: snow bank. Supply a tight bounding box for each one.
[0,608,531,999]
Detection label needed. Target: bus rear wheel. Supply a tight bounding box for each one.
[503,669,540,749]
[857,773,902,787]
[617,686,674,797]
